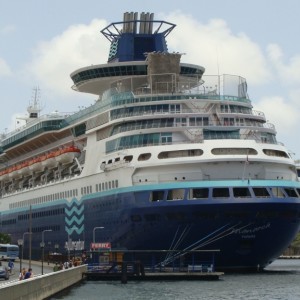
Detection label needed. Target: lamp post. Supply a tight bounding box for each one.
[93,227,104,243]
[41,229,52,275]
[73,242,77,260]
[17,239,23,273]
[66,227,77,261]
[22,232,31,263]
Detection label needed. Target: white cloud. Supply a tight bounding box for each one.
[255,96,297,134]
[162,11,271,86]
[267,43,300,86]
[0,24,15,35]
[0,57,12,77]
[24,18,109,98]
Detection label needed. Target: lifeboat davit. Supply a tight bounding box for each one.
[41,151,58,169]
[56,146,81,164]
[28,157,43,172]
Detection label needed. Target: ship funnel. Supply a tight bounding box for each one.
[102,12,176,62]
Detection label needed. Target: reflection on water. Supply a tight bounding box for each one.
[50,259,300,300]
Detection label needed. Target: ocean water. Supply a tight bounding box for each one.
[49,259,300,300]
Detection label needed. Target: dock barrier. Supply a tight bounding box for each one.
[0,265,87,300]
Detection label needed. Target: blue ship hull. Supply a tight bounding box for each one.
[5,180,300,271]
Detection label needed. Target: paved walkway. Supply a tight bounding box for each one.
[0,260,55,284]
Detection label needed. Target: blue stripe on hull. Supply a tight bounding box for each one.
[3,182,300,271]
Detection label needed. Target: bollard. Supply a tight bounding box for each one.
[121,262,127,284]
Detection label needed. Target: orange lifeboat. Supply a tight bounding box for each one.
[0,169,9,181]
[41,151,58,168]
[18,161,30,176]
[56,146,81,164]
[8,165,18,179]
[28,156,43,172]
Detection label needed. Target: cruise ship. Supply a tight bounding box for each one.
[1,12,300,271]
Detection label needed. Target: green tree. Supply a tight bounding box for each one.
[0,233,11,244]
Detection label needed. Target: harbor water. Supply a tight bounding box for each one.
[49,259,300,300]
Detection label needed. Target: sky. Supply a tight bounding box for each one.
[1,0,300,159]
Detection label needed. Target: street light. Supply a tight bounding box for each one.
[41,229,52,275]
[22,232,31,263]
[17,239,23,273]
[73,242,77,260]
[66,227,77,261]
[93,227,104,243]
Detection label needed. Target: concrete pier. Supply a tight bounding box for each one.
[0,265,87,300]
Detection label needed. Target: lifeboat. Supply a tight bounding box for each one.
[28,156,43,172]
[8,165,18,179]
[56,146,81,164]
[0,169,9,181]
[18,161,31,176]
[41,151,58,168]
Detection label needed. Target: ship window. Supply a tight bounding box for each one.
[252,187,270,198]
[161,135,172,144]
[112,181,115,188]
[109,182,111,189]
[212,188,230,198]
[284,188,298,198]
[167,189,184,200]
[233,187,251,198]
[138,153,151,161]
[102,183,105,190]
[124,155,133,162]
[115,180,119,188]
[158,149,203,159]
[150,190,164,202]
[211,148,257,155]
[271,187,285,198]
[263,149,289,158]
[191,188,209,199]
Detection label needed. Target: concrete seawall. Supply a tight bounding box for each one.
[0,265,87,300]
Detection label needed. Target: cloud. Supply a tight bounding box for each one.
[0,24,15,35]
[24,18,109,98]
[162,11,271,86]
[0,57,12,77]
[255,95,297,133]
[267,43,300,86]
